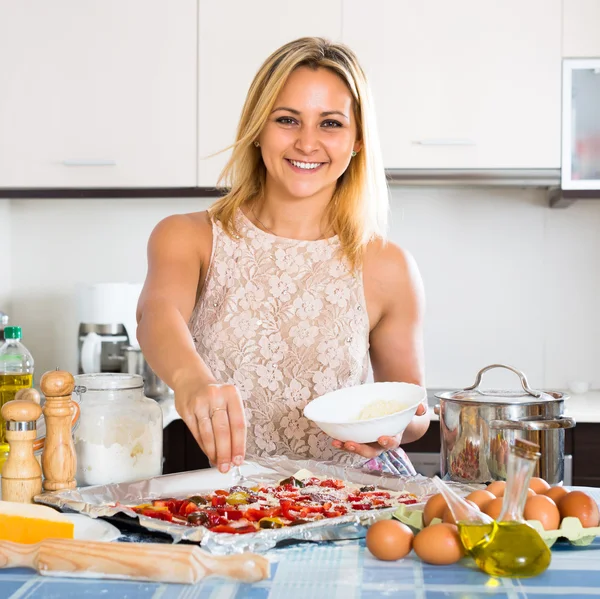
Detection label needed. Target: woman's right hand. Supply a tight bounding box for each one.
[174,381,246,473]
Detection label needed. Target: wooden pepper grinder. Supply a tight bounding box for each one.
[1,398,43,503]
[40,370,77,491]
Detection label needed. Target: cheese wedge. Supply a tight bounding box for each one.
[0,500,74,544]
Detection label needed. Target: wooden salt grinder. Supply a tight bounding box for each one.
[1,398,43,503]
[40,370,77,491]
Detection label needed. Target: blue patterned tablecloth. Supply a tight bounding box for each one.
[2,534,600,599]
[3,486,600,599]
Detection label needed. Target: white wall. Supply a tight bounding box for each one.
[6,190,600,391]
[0,200,11,314]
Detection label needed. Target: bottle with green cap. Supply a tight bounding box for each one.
[0,326,34,443]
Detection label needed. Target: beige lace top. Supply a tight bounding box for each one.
[189,210,370,465]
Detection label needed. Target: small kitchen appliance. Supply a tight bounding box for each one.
[76,283,141,374]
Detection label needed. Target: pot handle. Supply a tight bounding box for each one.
[463,364,541,398]
[488,417,576,431]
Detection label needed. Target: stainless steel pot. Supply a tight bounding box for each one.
[122,346,174,401]
[121,346,179,428]
[435,364,575,485]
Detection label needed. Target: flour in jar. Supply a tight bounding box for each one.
[74,413,162,486]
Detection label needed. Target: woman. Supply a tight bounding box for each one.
[137,37,429,476]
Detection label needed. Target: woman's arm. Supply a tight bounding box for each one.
[332,241,429,458]
[136,212,245,472]
[368,243,429,443]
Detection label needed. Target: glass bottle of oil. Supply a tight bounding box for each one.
[0,326,34,443]
[459,438,552,578]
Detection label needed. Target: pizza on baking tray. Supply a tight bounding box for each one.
[131,473,419,534]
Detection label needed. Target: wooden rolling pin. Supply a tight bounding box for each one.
[0,538,270,584]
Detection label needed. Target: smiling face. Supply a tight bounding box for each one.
[257,66,361,204]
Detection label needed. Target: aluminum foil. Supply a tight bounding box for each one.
[35,456,483,555]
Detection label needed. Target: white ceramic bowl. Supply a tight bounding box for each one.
[303,382,426,444]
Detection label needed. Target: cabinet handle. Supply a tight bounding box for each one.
[62,160,117,167]
[411,139,476,146]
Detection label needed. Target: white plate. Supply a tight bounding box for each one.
[63,513,121,542]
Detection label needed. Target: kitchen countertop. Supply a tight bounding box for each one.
[427,390,600,424]
[2,487,599,599]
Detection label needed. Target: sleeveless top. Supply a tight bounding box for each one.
[189,210,416,475]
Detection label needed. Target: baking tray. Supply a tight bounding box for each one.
[35,456,481,555]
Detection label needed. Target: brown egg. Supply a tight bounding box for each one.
[366,519,414,561]
[413,523,465,565]
[526,488,537,497]
[423,493,448,527]
[486,480,507,497]
[528,477,551,494]
[558,491,600,528]
[524,495,560,530]
[482,496,504,520]
[465,490,496,511]
[544,486,569,504]
[442,500,479,525]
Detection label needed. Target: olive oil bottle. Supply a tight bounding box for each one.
[0,327,34,443]
[458,439,551,578]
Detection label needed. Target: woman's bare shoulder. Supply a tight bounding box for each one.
[148,210,212,260]
[363,238,418,289]
[151,210,211,235]
[362,237,425,329]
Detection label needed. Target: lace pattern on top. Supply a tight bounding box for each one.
[189,210,370,466]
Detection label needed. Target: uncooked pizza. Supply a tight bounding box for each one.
[131,473,419,534]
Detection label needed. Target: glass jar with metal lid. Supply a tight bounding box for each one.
[73,373,163,486]
[434,364,575,485]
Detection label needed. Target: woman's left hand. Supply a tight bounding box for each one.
[331,403,428,458]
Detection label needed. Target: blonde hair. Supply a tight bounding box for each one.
[209,37,389,269]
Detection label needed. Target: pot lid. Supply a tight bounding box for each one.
[435,364,567,404]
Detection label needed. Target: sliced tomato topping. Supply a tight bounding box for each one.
[136,507,173,522]
[210,524,257,534]
[211,495,227,507]
[223,509,245,521]
[179,500,201,516]
[304,477,322,486]
[351,503,373,510]
[319,479,344,489]
[214,489,229,496]
[245,507,282,521]
[323,510,345,518]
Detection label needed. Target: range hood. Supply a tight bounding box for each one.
[386,169,560,188]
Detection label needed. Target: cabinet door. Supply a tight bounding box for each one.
[563,0,600,57]
[343,0,562,169]
[197,0,342,187]
[0,1,196,188]
[561,59,600,189]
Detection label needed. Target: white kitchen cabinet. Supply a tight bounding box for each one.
[0,1,197,188]
[343,0,562,169]
[197,0,342,187]
[563,0,600,57]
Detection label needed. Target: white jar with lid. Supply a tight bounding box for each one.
[73,373,163,486]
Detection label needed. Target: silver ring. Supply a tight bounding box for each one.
[210,407,227,418]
